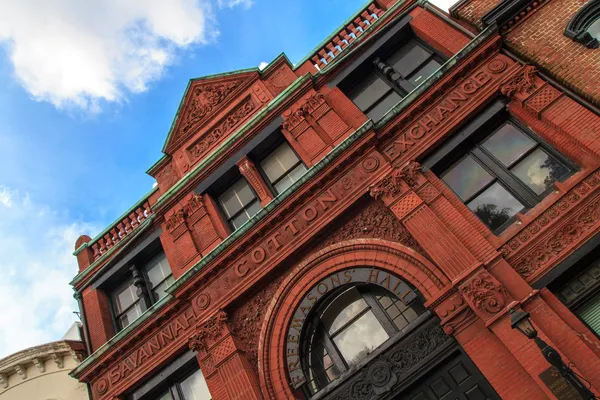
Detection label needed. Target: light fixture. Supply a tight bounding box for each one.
[509,308,597,399]
[509,309,537,339]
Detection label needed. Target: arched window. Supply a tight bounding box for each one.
[565,0,600,48]
[299,283,426,396]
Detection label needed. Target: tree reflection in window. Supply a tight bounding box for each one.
[299,283,426,397]
[441,121,574,233]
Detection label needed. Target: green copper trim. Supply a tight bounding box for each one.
[153,74,312,212]
[70,216,156,286]
[72,15,495,377]
[146,154,170,176]
[161,68,260,153]
[72,186,158,257]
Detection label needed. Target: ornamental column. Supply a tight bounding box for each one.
[188,311,263,400]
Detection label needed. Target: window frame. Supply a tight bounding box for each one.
[216,176,262,231]
[299,283,427,397]
[431,112,577,234]
[338,34,445,121]
[108,249,173,332]
[255,140,307,196]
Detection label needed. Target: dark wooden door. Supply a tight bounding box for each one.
[397,352,499,400]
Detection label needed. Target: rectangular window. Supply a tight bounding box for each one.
[259,141,307,194]
[130,353,212,400]
[109,249,173,331]
[218,178,262,230]
[112,278,143,330]
[340,38,443,122]
[438,121,574,233]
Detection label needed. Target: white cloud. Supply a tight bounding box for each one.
[218,0,253,9]
[258,61,268,70]
[0,0,229,111]
[0,185,100,358]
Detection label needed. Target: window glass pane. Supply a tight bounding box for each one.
[467,182,525,231]
[347,72,392,111]
[588,19,600,39]
[481,123,536,166]
[332,310,389,367]
[231,211,250,230]
[321,288,369,334]
[274,164,308,194]
[246,200,262,218]
[260,142,300,183]
[510,147,570,195]
[366,90,403,122]
[112,279,137,314]
[387,40,432,77]
[157,390,174,400]
[118,302,143,329]
[408,59,441,86]
[152,275,175,302]
[233,179,255,206]
[441,155,494,201]
[219,178,256,218]
[145,253,171,290]
[179,368,212,400]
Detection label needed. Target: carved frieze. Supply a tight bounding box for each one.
[514,195,600,278]
[165,209,186,233]
[460,272,509,316]
[501,171,600,267]
[181,81,241,134]
[187,96,258,162]
[155,162,179,191]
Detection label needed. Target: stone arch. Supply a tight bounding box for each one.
[257,238,451,399]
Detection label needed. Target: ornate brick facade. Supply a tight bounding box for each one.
[71,0,600,399]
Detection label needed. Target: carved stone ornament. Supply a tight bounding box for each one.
[165,209,186,232]
[238,159,269,200]
[500,65,537,98]
[188,97,257,161]
[185,193,204,214]
[0,374,7,389]
[398,161,421,188]
[282,109,307,131]
[300,92,326,115]
[514,195,600,278]
[369,170,405,200]
[330,322,451,400]
[181,81,241,134]
[189,311,228,353]
[460,273,509,315]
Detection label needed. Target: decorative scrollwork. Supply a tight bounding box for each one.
[369,170,405,200]
[189,311,228,353]
[460,273,508,315]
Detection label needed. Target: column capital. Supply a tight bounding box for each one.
[369,161,423,205]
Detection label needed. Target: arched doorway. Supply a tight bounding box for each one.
[258,239,500,399]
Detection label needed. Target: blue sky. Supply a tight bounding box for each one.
[0,0,453,358]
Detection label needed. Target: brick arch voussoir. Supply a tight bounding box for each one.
[257,238,451,400]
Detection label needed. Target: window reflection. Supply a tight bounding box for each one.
[510,148,570,195]
[467,182,525,231]
[300,283,425,396]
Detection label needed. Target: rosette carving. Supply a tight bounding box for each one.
[460,273,508,315]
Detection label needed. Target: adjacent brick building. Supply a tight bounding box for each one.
[70,0,600,398]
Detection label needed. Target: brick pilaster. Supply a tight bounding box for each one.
[189,311,263,400]
[236,156,274,207]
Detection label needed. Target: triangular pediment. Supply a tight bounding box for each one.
[163,70,259,154]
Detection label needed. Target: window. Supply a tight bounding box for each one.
[340,38,443,121]
[259,141,307,194]
[112,277,143,330]
[110,251,173,331]
[217,177,262,230]
[564,0,600,48]
[156,368,212,400]
[439,121,574,233]
[300,284,426,396]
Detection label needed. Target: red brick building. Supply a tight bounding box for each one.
[70,0,600,398]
